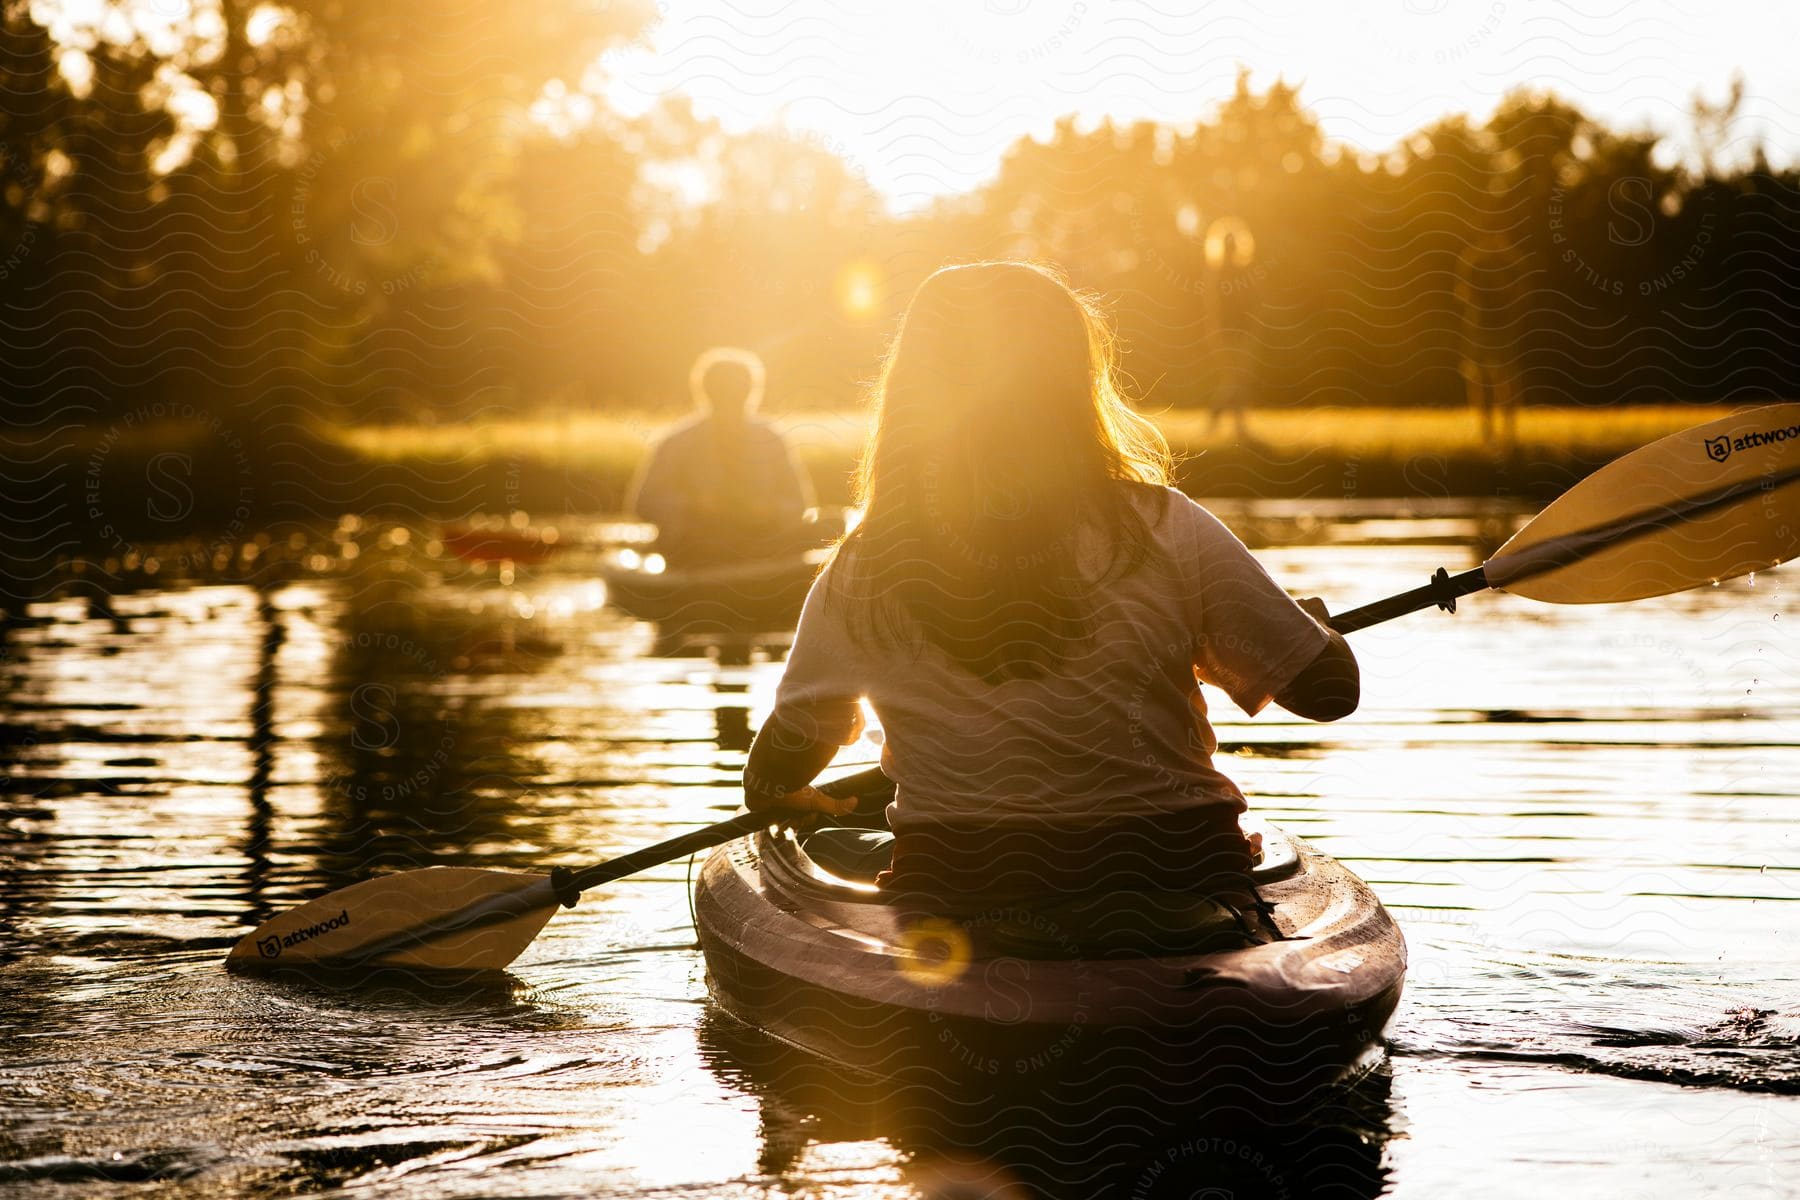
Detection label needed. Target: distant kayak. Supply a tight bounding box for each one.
[695,816,1406,1119]
[440,523,562,564]
[598,549,825,634]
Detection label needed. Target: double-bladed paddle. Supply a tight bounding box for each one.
[228,403,1798,974]
[227,766,892,972]
[1329,402,1799,632]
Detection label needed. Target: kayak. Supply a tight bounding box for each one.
[440,523,562,564]
[694,815,1406,1119]
[599,549,824,635]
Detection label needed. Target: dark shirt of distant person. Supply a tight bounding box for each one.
[626,348,817,565]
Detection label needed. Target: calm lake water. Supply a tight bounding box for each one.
[2,500,1796,1198]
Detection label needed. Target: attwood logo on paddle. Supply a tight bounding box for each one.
[257,909,351,958]
[1705,421,1800,463]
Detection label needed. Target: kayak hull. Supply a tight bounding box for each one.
[599,554,820,635]
[695,821,1405,1120]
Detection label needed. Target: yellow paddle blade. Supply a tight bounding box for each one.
[226,867,560,972]
[1486,403,1800,603]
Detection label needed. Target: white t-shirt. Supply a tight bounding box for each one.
[768,486,1331,830]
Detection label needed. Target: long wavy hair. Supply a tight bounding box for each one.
[832,261,1173,682]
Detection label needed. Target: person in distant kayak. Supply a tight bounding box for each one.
[627,348,817,565]
[742,261,1358,916]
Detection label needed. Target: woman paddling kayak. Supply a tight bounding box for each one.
[744,260,1359,913]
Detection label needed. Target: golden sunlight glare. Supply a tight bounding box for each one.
[599,0,1797,210]
[834,260,884,321]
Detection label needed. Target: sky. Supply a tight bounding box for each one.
[597,0,1800,211]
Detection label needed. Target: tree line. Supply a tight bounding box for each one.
[3,1,1797,434]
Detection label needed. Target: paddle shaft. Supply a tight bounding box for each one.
[1328,566,1489,635]
[1327,461,1799,634]
[558,764,892,901]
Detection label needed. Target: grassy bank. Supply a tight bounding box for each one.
[328,403,1730,509]
[15,402,1741,558]
[2,402,1747,608]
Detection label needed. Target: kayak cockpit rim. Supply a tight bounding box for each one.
[754,811,1304,905]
